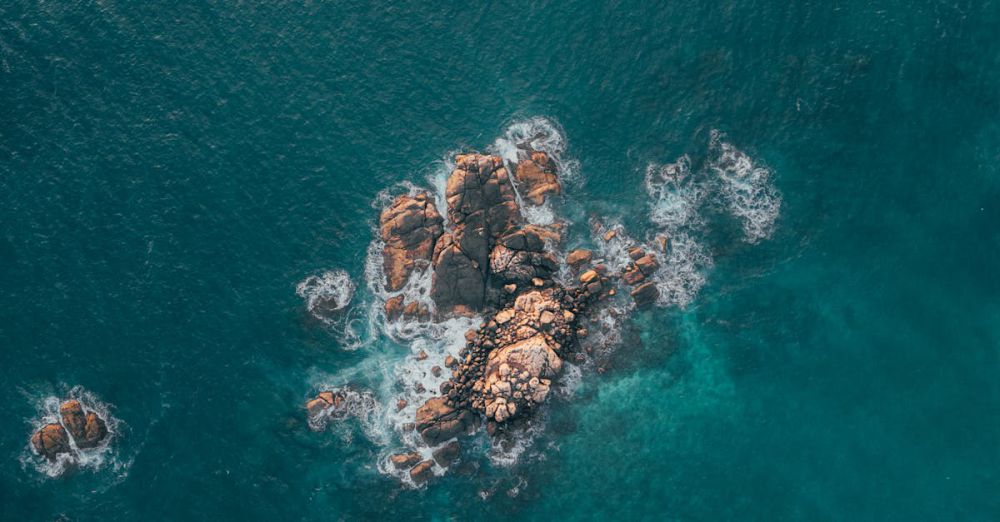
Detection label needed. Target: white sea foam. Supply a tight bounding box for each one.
[491,117,579,227]
[650,232,713,308]
[708,130,781,243]
[296,270,355,319]
[21,386,125,479]
[640,131,780,308]
[645,155,707,232]
[305,387,380,437]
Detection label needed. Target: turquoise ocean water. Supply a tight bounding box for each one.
[2,1,999,520]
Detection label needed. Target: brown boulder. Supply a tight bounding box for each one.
[79,412,108,449]
[60,400,87,441]
[635,254,659,275]
[384,295,405,321]
[380,192,444,291]
[489,227,559,285]
[566,249,593,270]
[389,452,422,470]
[630,282,659,307]
[31,423,70,460]
[432,154,522,315]
[513,151,561,205]
[409,459,435,484]
[415,397,477,445]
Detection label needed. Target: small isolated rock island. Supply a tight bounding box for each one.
[31,399,109,460]
[308,146,665,485]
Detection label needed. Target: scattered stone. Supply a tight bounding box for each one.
[602,230,617,241]
[431,366,442,377]
[630,282,659,307]
[512,150,560,205]
[396,399,408,411]
[416,350,428,361]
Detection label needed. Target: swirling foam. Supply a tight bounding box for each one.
[296,270,355,319]
[641,131,779,307]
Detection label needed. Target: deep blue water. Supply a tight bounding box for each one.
[2,1,999,520]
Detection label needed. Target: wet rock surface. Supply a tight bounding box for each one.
[431,154,522,315]
[30,399,110,460]
[380,192,444,292]
[512,150,561,205]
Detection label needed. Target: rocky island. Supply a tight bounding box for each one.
[30,399,110,461]
[307,144,668,485]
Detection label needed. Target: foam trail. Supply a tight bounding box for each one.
[709,130,781,243]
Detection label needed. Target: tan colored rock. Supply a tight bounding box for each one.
[60,400,87,441]
[79,412,108,449]
[630,281,659,307]
[513,151,561,205]
[415,397,477,445]
[384,295,405,321]
[409,459,435,483]
[635,254,659,275]
[31,423,70,460]
[380,192,444,291]
[389,452,422,469]
[432,154,522,315]
[566,249,593,270]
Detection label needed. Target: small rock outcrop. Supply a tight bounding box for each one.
[380,192,444,291]
[620,246,660,307]
[60,400,107,449]
[30,399,110,461]
[489,226,560,287]
[414,397,478,446]
[30,424,70,460]
[513,150,561,205]
[305,389,375,429]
